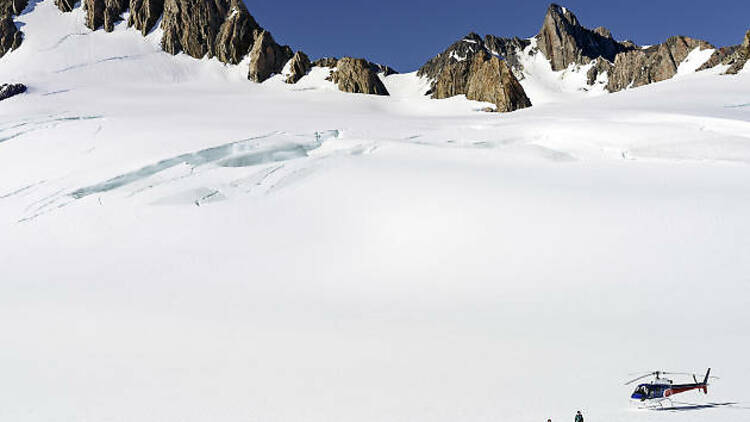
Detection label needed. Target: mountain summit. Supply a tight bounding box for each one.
[536,3,632,71]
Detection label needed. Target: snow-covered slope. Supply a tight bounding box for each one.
[2,2,750,422]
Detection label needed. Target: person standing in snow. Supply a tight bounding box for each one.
[574,410,583,422]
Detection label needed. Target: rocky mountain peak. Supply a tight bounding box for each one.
[417,33,531,112]
[547,3,580,27]
[536,3,632,71]
[594,26,612,39]
[330,57,390,96]
[417,32,490,82]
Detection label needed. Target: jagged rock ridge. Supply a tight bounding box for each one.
[607,36,714,92]
[417,33,531,112]
[536,4,633,71]
[51,0,303,83]
[723,30,750,74]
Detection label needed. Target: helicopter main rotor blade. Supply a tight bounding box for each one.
[624,372,657,385]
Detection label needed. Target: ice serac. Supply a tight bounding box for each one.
[83,0,129,32]
[127,0,164,35]
[536,3,631,71]
[723,29,750,75]
[330,57,390,95]
[247,30,293,83]
[607,36,714,92]
[285,51,311,84]
[417,33,531,112]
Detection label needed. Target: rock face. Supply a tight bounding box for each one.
[696,45,739,72]
[127,0,164,35]
[0,14,22,57]
[0,0,27,16]
[330,57,390,95]
[607,36,714,92]
[215,0,261,64]
[0,0,24,57]
[723,30,750,75]
[83,0,129,32]
[586,57,614,85]
[46,0,305,84]
[466,51,532,112]
[285,51,311,84]
[54,0,76,12]
[312,57,338,68]
[247,30,293,82]
[161,0,230,59]
[536,4,632,71]
[418,33,531,112]
[0,82,26,101]
[483,35,531,77]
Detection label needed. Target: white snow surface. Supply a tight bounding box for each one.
[676,47,716,76]
[2,2,750,422]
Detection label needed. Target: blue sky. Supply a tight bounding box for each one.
[245,0,750,72]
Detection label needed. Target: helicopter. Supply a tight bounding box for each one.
[625,369,715,403]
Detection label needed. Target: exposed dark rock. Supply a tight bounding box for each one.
[418,33,531,112]
[536,4,632,71]
[331,57,389,95]
[484,35,531,77]
[0,14,22,57]
[215,0,261,64]
[54,0,76,12]
[0,82,26,101]
[247,30,292,82]
[465,50,531,112]
[723,29,750,75]
[83,0,129,32]
[312,57,338,68]
[0,0,27,15]
[418,32,485,82]
[586,57,613,85]
[285,51,311,84]
[607,36,714,92]
[127,0,164,35]
[696,45,738,72]
[161,0,231,59]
